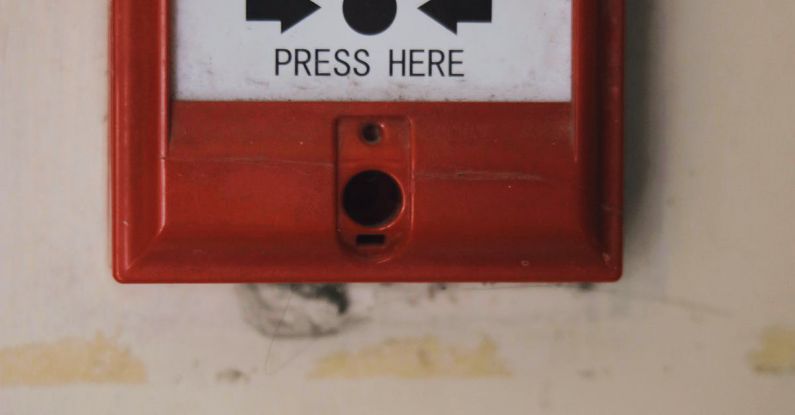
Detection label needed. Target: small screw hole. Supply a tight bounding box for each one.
[361,123,383,144]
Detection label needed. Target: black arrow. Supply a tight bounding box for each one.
[246,0,321,33]
[419,0,492,34]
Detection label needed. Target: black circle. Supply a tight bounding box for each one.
[343,0,397,35]
[361,123,383,144]
[343,171,403,227]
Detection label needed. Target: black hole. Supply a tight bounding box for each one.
[343,170,403,227]
[356,234,387,246]
[361,123,383,144]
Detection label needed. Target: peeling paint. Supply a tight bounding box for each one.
[0,333,146,387]
[236,284,351,338]
[749,327,795,374]
[311,336,510,379]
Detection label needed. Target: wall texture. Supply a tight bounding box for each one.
[1,1,794,414]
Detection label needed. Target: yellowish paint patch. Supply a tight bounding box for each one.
[0,333,146,387]
[749,327,795,374]
[311,336,510,379]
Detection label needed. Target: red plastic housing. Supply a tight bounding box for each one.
[111,0,624,283]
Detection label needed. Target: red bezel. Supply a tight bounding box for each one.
[111,0,624,283]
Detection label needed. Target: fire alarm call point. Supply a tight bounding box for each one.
[111,0,624,283]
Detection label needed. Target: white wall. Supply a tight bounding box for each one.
[1,1,794,414]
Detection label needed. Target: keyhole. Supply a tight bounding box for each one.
[343,170,403,227]
[343,0,397,35]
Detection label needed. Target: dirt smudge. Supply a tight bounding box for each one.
[215,368,250,384]
[311,336,510,379]
[749,327,795,375]
[0,333,146,387]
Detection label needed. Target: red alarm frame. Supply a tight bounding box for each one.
[111,0,624,283]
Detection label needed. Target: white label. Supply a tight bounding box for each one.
[175,0,572,102]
